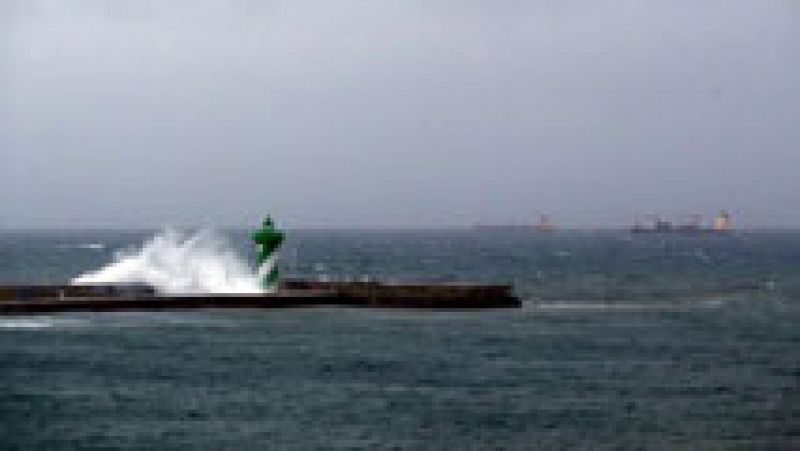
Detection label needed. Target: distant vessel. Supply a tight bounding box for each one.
[631,211,731,234]
[474,214,555,232]
[536,214,555,232]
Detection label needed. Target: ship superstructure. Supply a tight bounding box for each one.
[631,211,731,234]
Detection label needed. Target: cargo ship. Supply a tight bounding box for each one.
[474,214,555,232]
[631,211,731,234]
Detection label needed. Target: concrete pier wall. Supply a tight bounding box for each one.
[0,281,520,314]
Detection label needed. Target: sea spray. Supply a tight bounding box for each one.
[72,229,273,294]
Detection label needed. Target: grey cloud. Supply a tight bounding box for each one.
[3,1,799,228]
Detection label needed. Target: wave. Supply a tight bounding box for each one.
[525,294,752,311]
[77,243,106,250]
[57,243,106,250]
[0,318,88,329]
[71,229,271,294]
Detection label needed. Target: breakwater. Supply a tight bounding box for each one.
[0,280,520,314]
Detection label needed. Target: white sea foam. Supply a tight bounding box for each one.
[0,319,56,329]
[57,243,105,250]
[71,229,272,294]
[0,318,87,329]
[531,301,669,310]
[78,243,106,250]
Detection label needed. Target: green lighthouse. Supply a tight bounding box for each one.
[251,215,285,290]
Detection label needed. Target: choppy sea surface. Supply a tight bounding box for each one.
[1,229,798,448]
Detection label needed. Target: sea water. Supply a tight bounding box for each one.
[0,229,797,448]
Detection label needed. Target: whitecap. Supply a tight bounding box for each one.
[78,243,106,250]
[0,318,87,329]
[72,229,273,295]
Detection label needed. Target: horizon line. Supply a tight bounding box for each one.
[2,225,800,232]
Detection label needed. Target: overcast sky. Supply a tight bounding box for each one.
[2,1,798,228]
